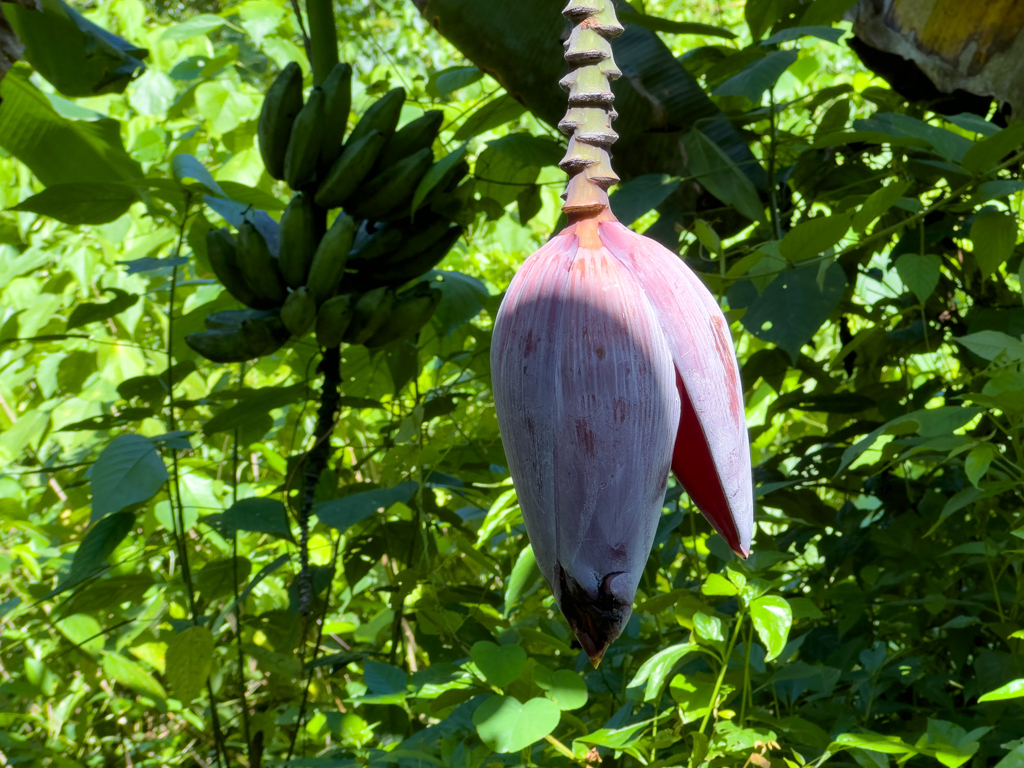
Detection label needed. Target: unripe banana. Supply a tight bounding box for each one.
[306,212,356,305]
[347,148,433,222]
[240,312,290,357]
[319,62,353,169]
[258,62,304,181]
[237,221,288,306]
[284,87,327,189]
[314,130,387,209]
[344,287,396,345]
[380,216,451,266]
[376,110,443,170]
[348,222,405,265]
[356,225,462,289]
[365,281,441,348]
[206,229,272,310]
[186,329,258,363]
[347,87,406,147]
[315,293,355,348]
[279,193,317,289]
[206,308,279,331]
[281,286,317,336]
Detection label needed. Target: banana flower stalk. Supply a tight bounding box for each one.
[490,0,754,665]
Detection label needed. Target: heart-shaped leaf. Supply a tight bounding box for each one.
[471,641,526,688]
[472,695,560,753]
[534,667,588,710]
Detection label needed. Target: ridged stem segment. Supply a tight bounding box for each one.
[559,0,623,220]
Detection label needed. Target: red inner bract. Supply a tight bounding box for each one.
[671,368,748,558]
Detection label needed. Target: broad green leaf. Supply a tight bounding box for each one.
[970,210,1017,279]
[90,435,168,522]
[313,482,418,533]
[55,614,103,655]
[160,14,225,41]
[453,94,526,141]
[431,66,484,97]
[701,573,738,596]
[964,444,995,488]
[57,512,135,595]
[960,121,1024,173]
[684,128,764,223]
[779,214,851,261]
[165,626,214,704]
[895,253,941,303]
[534,667,588,710]
[830,732,916,755]
[5,1,146,98]
[504,544,539,616]
[799,0,860,25]
[474,143,538,207]
[0,70,142,186]
[979,678,1024,702]
[171,153,226,198]
[617,9,736,40]
[669,676,720,723]
[855,113,972,163]
[101,652,166,701]
[11,182,139,225]
[955,331,1024,361]
[745,0,789,40]
[713,50,798,103]
[202,385,306,435]
[627,642,698,702]
[750,595,793,662]
[994,746,1024,768]
[67,288,140,330]
[364,660,408,695]
[472,695,560,753]
[853,179,911,233]
[609,174,681,226]
[728,261,848,362]
[219,497,293,541]
[762,25,844,45]
[470,641,526,688]
[195,557,251,600]
[486,133,563,167]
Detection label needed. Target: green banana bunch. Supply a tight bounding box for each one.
[319,62,353,169]
[237,221,288,306]
[279,193,317,289]
[347,147,433,222]
[306,212,355,305]
[365,281,441,348]
[284,86,326,189]
[376,110,444,170]
[344,287,396,345]
[315,294,355,348]
[206,228,273,309]
[346,87,405,147]
[356,225,463,290]
[187,310,289,362]
[258,62,304,181]
[314,130,386,209]
[281,286,317,336]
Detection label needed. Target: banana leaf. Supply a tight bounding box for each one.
[5,0,147,98]
[413,0,764,224]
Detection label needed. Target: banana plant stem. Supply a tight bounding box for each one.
[699,609,745,734]
[305,0,339,85]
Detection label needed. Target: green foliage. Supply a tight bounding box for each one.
[1,1,1023,767]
